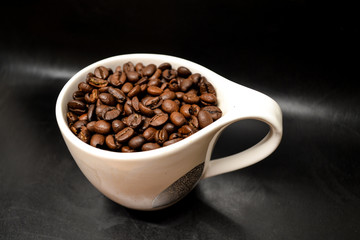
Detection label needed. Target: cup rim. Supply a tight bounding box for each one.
[55,53,233,162]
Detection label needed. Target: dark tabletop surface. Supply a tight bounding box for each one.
[1,0,359,239]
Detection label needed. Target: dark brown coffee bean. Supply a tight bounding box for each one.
[161,99,179,113]
[169,79,180,91]
[199,77,216,95]
[141,142,161,151]
[86,121,96,132]
[121,82,133,94]
[169,132,181,140]
[135,76,149,86]
[160,82,168,90]
[189,115,199,129]
[78,126,91,143]
[148,78,161,87]
[103,107,121,121]
[183,93,199,104]
[99,93,116,106]
[94,66,110,79]
[155,129,168,144]
[98,86,109,93]
[147,86,163,96]
[198,110,213,129]
[78,82,93,93]
[95,104,107,118]
[111,120,124,133]
[177,66,191,77]
[105,135,121,150]
[108,72,122,87]
[94,120,111,134]
[178,125,194,137]
[163,122,176,134]
[180,78,193,92]
[90,134,105,148]
[124,103,134,116]
[131,96,140,112]
[78,113,88,121]
[70,120,87,135]
[127,113,143,128]
[139,102,154,117]
[143,127,157,141]
[160,90,176,100]
[202,106,222,120]
[170,112,186,127]
[126,71,140,82]
[89,77,108,88]
[85,89,99,104]
[162,69,177,80]
[148,69,162,81]
[158,62,171,70]
[140,116,151,131]
[121,146,135,152]
[108,87,126,103]
[163,138,183,147]
[123,62,135,73]
[200,93,217,105]
[190,73,201,85]
[128,135,146,149]
[68,100,86,113]
[135,62,144,74]
[190,104,201,116]
[142,64,156,76]
[150,113,169,127]
[144,96,163,109]
[180,104,191,118]
[67,112,78,124]
[115,127,135,143]
[127,85,141,98]
[87,104,95,121]
[175,91,185,99]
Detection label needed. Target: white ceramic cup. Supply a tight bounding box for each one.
[55,54,283,210]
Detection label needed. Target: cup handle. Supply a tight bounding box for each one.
[202,82,283,179]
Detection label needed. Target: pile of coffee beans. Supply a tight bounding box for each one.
[66,62,222,152]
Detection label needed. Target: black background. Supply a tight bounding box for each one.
[1,0,359,239]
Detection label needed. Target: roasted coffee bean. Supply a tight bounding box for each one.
[183,93,199,104]
[170,112,186,127]
[90,134,105,148]
[87,104,95,121]
[150,113,168,127]
[78,82,93,93]
[67,112,78,124]
[126,71,140,82]
[103,107,121,121]
[94,120,111,134]
[128,135,146,149]
[143,64,156,76]
[161,99,179,113]
[108,87,126,102]
[99,93,116,106]
[121,82,133,93]
[200,93,217,105]
[202,106,222,120]
[155,129,168,144]
[163,138,183,147]
[177,66,191,77]
[141,142,160,151]
[158,62,171,70]
[105,135,121,150]
[115,127,134,143]
[143,127,157,141]
[198,110,213,128]
[78,126,91,143]
[163,122,176,134]
[86,121,96,132]
[89,77,108,88]
[94,66,110,79]
[67,62,222,152]
[147,86,163,96]
[127,85,141,98]
[127,113,143,128]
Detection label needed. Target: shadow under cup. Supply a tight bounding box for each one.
[56,54,283,210]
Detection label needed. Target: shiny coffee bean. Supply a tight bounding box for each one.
[94,120,111,134]
[127,71,140,82]
[155,129,168,144]
[163,138,183,147]
[202,106,222,120]
[177,66,191,77]
[127,113,143,128]
[198,110,213,128]
[143,127,157,141]
[141,142,161,151]
[105,135,121,150]
[200,93,217,105]
[158,62,171,70]
[170,112,186,127]
[142,64,157,76]
[115,127,135,143]
[150,113,169,127]
[67,112,78,124]
[78,126,91,143]
[94,66,110,79]
[90,134,105,148]
[147,86,163,96]
[161,99,179,113]
[99,93,116,106]
[128,135,146,149]
[121,82,133,94]
[108,87,126,102]
[112,119,126,133]
[86,121,96,132]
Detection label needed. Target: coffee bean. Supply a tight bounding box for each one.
[163,138,183,147]
[121,82,133,94]
[94,120,111,134]
[108,72,122,87]
[85,89,99,104]
[115,127,135,143]
[139,102,154,117]
[78,82,93,93]
[68,100,86,114]
[78,113,88,121]
[158,62,171,70]
[127,71,140,82]
[178,125,194,137]
[147,86,163,96]
[127,113,143,128]
[105,135,121,150]
[150,113,168,127]
[94,66,110,79]
[143,64,156,76]
[170,112,186,127]
[123,62,135,73]
[177,66,191,77]
[144,96,163,109]
[87,104,95,121]
[183,93,199,104]
[127,85,141,98]
[202,106,222,120]
[99,93,116,106]
[163,122,176,134]
[180,78,193,92]
[199,77,216,95]
[121,145,135,152]
[86,121,96,132]
[89,77,108,88]
[135,62,144,74]
[141,142,161,151]
[78,126,91,143]
[143,127,157,141]
[103,107,121,121]
[67,112,78,124]
[128,135,146,149]
[200,93,217,105]
[155,129,168,144]
[70,120,87,135]
[198,110,213,129]
[180,104,191,118]
[161,99,179,114]
[90,134,105,148]
[108,87,126,103]
[189,115,199,129]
